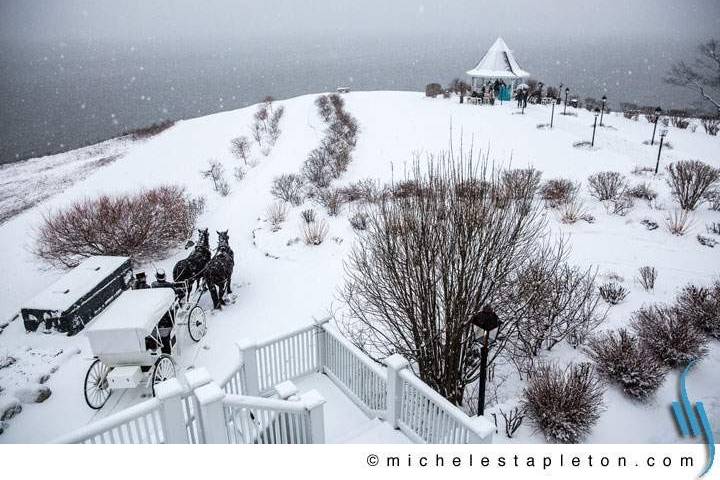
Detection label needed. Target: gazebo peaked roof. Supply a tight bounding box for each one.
[466,37,530,79]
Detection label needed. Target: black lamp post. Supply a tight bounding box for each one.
[470,305,500,416]
[563,87,570,115]
[650,106,662,145]
[600,95,607,126]
[591,107,600,147]
[655,128,668,175]
[558,83,563,105]
[550,100,555,128]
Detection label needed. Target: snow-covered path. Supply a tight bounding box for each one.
[1,91,718,443]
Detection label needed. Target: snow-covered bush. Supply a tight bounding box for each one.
[707,222,720,235]
[252,97,285,151]
[35,186,202,268]
[697,234,718,247]
[637,266,657,291]
[317,188,344,216]
[599,282,628,305]
[230,136,250,164]
[303,146,335,188]
[587,171,627,201]
[338,178,378,203]
[670,113,690,129]
[585,329,667,400]
[560,198,587,224]
[502,167,542,203]
[540,178,578,208]
[301,208,316,224]
[425,83,443,98]
[627,182,658,201]
[674,281,720,339]
[265,201,287,232]
[666,160,720,210]
[201,160,230,196]
[349,208,369,231]
[607,195,634,216]
[701,117,720,136]
[705,190,720,211]
[271,174,306,206]
[233,166,246,182]
[303,219,328,245]
[521,363,604,443]
[632,305,708,367]
[665,209,694,236]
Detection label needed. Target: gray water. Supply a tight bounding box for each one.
[0,34,707,165]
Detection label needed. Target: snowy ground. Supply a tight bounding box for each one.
[0,91,718,443]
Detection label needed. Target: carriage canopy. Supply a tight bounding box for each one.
[86,289,176,355]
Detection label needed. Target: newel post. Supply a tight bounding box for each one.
[467,415,495,444]
[384,353,410,429]
[303,389,326,444]
[237,339,260,396]
[155,378,189,444]
[313,317,330,373]
[194,382,228,444]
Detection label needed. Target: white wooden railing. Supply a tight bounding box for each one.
[53,320,492,445]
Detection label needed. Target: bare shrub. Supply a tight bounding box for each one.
[540,178,578,208]
[670,114,690,129]
[230,136,251,164]
[341,153,599,405]
[303,219,328,245]
[338,179,378,203]
[317,188,344,216]
[502,168,541,203]
[233,166,246,182]
[674,281,720,339]
[631,165,655,176]
[271,174,306,206]
[697,234,718,247]
[585,329,667,400]
[627,182,658,201]
[301,209,316,224]
[425,83,443,98]
[252,97,284,150]
[201,160,231,196]
[707,222,720,235]
[123,120,175,139]
[599,282,628,305]
[666,160,720,210]
[303,146,334,188]
[632,305,708,367]
[349,208,369,231]
[499,407,525,438]
[607,195,634,216]
[521,363,604,443]
[560,198,586,224]
[587,171,627,201]
[35,186,201,268]
[701,117,720,135]
[265,201,287,232]
[665,209,694,235]
[637,266,657,291]
[704,190,720,211]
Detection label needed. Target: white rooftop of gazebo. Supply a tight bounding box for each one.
[466,37,530,80]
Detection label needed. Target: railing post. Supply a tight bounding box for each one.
[313,318,330,373]
[302,389,326,444]
[194,382,228,444]
[237,339,259,396]
[185,367,213,443]
[384,353,410,429]
[155,378,189,444]
[467,415,495,444]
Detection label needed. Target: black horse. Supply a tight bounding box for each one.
[172,228,211,300]
[203,230,234,310]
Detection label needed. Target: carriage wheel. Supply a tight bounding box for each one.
[187,305,207,342]
[84,359,112,409]
[151,355,176,396]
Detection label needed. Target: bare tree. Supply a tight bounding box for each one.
[340,150,600,406]
[201,160,230,196]
[665,39,720,114]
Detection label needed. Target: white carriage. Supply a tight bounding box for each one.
[83,288,207,409]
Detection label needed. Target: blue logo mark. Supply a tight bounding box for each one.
[672,360,715,477]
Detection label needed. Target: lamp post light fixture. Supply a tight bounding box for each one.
[655,128,668,175]
[470,305,501,416]
[651,106,662,146]
[564,87,570,115]
[591,108,600,147]
[600,95,607,126]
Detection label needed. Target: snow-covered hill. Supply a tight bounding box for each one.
[0,91,718,443]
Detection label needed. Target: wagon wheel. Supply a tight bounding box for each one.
[187,305,207,342]
[151,355,176,396]
[84,359,112,409]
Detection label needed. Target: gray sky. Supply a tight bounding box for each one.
[2,0,719,46]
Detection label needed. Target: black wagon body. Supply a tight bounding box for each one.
[21,256,133,335]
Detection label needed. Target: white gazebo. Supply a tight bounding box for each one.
[466,37,530,101]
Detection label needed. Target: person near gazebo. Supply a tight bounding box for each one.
[466,37,530,103]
